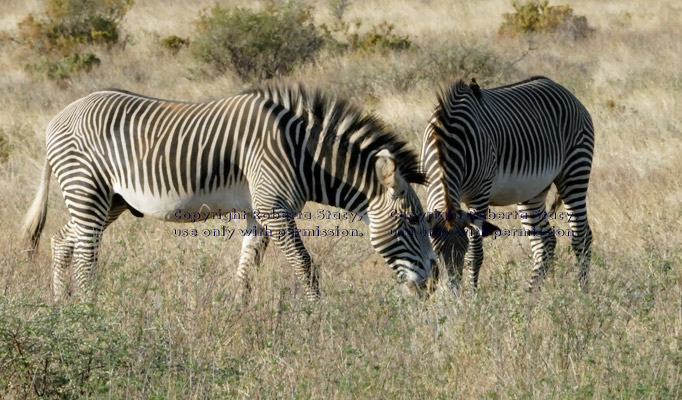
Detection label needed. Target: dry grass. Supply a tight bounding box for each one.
[1,0,681,398]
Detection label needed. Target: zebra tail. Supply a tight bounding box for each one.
[429,122,455,230]
[22,160,51,258]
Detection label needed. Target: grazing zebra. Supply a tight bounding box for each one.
[23,83,436,301]
[421,76,594,291]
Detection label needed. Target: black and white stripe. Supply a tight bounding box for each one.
[421,76,594,291]
[23,83,436,301]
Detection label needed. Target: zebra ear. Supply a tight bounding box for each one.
[375,149,407,192]
[466,213,500,237]
[480,220,500,237]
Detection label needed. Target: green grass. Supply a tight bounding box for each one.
[1,230,680,398]
[1,0,681,397]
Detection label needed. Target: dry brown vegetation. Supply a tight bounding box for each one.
[1,0,681,398]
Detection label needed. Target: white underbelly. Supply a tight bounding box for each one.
[115,182,253,221]
[488,169,558,206]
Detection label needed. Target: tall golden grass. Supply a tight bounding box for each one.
[0,0,680,398]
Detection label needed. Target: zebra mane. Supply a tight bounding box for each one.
[427,116,458,229]
[437,76,551,109]
[437,79,479,110]
[247,82,426,185]
[429,81,474,225]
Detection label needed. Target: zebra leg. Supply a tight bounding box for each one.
[518,190,557,291]
[265,215,320,301]
[466,230,483,290]
[465,204,492,290]
[236,215,270,301]
[555,181,592,291]
[68,191,121,300]
[71,223,104,300]
[574,220,592,291]
[71,202,127,299]
[51,206,125,302]
[555,141,593,291]
[51,221,77,301]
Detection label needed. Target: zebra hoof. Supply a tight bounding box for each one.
[578,278,589,293]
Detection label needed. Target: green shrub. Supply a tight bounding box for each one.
[348,21,411,52]
[499,1,593,39]
[19,0,133,52]
[44,52,101,80]
[192,3,323,80]
[321,19,412,53]
[25,52,101,81]
[17,0,132,81]
[0,303,128,398]
[160,35,190,55]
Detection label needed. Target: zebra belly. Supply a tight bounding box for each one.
[114,182,253,221]
[488,169,558,206]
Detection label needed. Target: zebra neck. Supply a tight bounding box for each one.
[309,173,370,217]
[298,120,374,218]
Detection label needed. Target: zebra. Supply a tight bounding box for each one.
[22,82,436,302]
[420,76,594,292]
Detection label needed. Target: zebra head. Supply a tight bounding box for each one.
[367,149,437,294]
[428,209,499,285]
